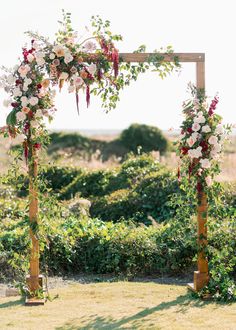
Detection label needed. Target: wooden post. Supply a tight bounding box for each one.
[188,59,209,291]
[25,143,44,305]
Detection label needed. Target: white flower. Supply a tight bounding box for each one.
[49,53,55,60]
[210,150,219,160]
[21,96,28,107]
[194,146,202,158]
[16,111,26,122]
[29,97,39,106]
[208,135,218,145]
[74,76,84,87]
[7,74,16,84]
[202,125,211,133]
[18,65,30,78]
[59,72,69,80]
[87,63,97,75]
[194,115,206,124]
[205,176,212,186]
[198,168,203,175]
[24,78,32,86]
[64,53,73,64]
[23,84,28,92]
[68,84,75,93]
[188,146,202,159]
[212,143,221,153]
[200,158,211,169]
[27,53,34,63]
[192,122,201,132]
[83,41,96,52]
[215,124,224,134]
[32,41,40,50]
[3,99,12,107]
[35,109,43,118]
[192,132,200,140]
[13,87,22,97]
[35,51,45,59]
[30,120,39,128]
[36,58,45,66]
[53,45,65,57]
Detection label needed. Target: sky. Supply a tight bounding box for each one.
[0,0,235,131]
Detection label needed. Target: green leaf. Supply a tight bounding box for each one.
[6,109,17,126]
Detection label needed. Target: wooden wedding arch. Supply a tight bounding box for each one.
[27,51,208,305]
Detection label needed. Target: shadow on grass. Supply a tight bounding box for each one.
[0,298,24,309]
[55,292,216,330]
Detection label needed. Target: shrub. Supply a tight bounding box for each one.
[119,123,169,154]
[60,169,116,200]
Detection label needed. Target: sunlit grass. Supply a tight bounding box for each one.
[0,281,235,330]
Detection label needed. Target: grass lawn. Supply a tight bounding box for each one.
[0,281,235,330]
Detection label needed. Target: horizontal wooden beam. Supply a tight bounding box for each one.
[119,53,205,63]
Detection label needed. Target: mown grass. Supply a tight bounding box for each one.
[0,281,235,330]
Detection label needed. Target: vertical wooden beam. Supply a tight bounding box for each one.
[28,146,40,292]
[192,60,209,291]
[25,144,44,305]
[196,61,205,89]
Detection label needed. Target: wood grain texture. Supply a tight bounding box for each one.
[29,148,40,293]
[119,53,205,63]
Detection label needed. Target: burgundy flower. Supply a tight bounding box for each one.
[112,48,119,78]
[196,181,203,192]
[86,85,90,108]
[208,95,219,116]
[181,147,189,155]
[27,110,34,119]
[11,102,19,108]
[24,122,30,134]
[37,83,42,89]
[33,143,41,150]
[15,79,22,86]
[187,127,193,134]
[200,140,208,152]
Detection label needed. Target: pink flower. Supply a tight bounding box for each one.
[187,136,196,147]
[87,63,97,75]
[18,65,31,78]
[27,53,34,63]
[202,125,211,133]
[200,158,211,169]
[205,176,212,186]
[192,122,201,132]
[208,136,218,145]
[74,77,84,87]
[16,111,26,122]
[52,59,60,66]
[83,41,96,52]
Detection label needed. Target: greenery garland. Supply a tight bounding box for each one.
[0,10,180,162]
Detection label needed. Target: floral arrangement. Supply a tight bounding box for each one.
[177,83,231,192]
[0,11,180,163]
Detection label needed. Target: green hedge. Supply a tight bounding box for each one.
[0,191,235,300]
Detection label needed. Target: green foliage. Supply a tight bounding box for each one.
[47,132,101,155]
[119,123,169,154]
[198,217,236,301]
[60,169,115,200]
